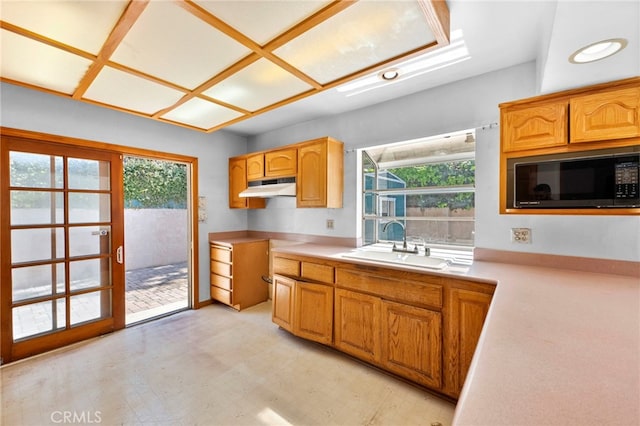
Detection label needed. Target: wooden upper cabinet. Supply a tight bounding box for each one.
[265,148,297,178]
[501,102,568,152]
[228,157,265,209]
[570,86,640,143]
[229,136,343,209]
[297,138,343,208]
[246,154,264,181]
[229,157,248,209]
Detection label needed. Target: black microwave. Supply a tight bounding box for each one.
[514,152,640,208]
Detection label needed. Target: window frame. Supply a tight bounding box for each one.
[361,137,476,249]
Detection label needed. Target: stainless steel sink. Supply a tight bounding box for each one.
[340,250,449,270]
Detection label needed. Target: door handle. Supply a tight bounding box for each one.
[116,246,123,264]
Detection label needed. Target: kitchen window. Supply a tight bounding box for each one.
[361,130,475,251]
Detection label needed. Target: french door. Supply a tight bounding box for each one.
[1,137,125,363]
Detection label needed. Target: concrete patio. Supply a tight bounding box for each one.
[125,261,189,324]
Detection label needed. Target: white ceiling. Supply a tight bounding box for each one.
[225,0,640,136]
[1,1,638,137]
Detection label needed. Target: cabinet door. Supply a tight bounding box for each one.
[297,141,327,207]
[381,300,442,389]
[334,288,381,364]
[294,282,333,345]
[272,275,295,332]
[246,154,264,181]
[265,148,297,177]
[501,102,568,152]
[570,86,640,143]
[445,288,492,397]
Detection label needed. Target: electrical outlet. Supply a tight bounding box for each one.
[326,219,334,230]
[511,228,531,244]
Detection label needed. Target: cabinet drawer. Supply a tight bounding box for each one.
[336,268,442,309]
[211,285,232,305]
[210,245,232,263]
[301,261,334,284]
[273,257,300,276]
[211,260,232,277]
[211,273,232,291]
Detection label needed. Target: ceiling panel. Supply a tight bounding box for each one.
[0,30,92,94]
[110,1,251,90]
[0,0,128,54]
[202,58,314,112]
[0,0,450,133]
[193,0,331,45]
[83,66,185,114]
[161,97,244,130]
[273,0,436,84]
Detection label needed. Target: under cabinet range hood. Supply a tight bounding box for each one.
[239,178,296,198]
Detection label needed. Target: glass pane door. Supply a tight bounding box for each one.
[1,138,124,362]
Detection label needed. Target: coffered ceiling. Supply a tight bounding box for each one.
[0,0,450,133]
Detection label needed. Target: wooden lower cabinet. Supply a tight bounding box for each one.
[443,286,494,398]
[272,254,494,400]
[381,300,442,389]
[294,281,333,344]
[209,240,269,310]
[335,289,442,389]
[272,275,295,332]
[334,288,381,364]
[272,274,334,345]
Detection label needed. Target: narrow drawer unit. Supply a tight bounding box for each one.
[210,245,232,263]
[211,260,232,277]
[209,239,269,311]
[211,273,232,291]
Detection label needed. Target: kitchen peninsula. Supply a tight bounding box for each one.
[222,235,639,426]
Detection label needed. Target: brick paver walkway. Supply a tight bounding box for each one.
[125,262,188,315]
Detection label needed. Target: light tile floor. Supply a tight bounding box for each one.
[1,301,455,426]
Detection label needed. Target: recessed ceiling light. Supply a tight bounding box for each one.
[379,69,399,81]
[569,38,628,64]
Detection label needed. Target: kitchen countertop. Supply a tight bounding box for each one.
[272,243,640,426]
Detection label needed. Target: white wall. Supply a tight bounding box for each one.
[248,62,640,262]
[1,82,249,302]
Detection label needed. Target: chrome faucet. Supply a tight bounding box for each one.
[382,220,418,254]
